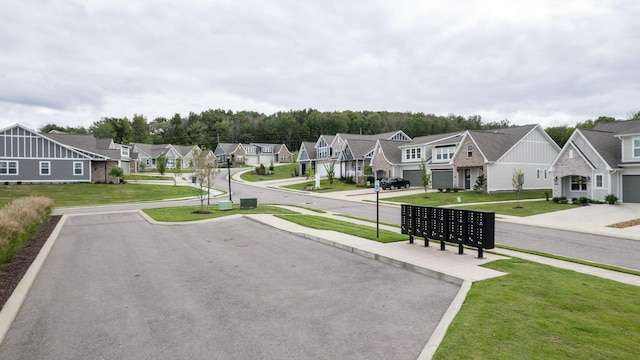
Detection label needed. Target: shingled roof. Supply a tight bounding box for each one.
[467,124,537,161]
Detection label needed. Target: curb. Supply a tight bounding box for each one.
[0,215,67,346]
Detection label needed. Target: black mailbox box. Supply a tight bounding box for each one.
[401,205,495,256]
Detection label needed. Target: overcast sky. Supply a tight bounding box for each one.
[1,0,639,132]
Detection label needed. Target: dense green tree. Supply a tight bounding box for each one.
[131,114,150,143]
[90,117,132,143]
[545,126,575,147]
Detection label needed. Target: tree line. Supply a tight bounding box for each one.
[40,109,640,151]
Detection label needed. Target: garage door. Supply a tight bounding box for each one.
[402,170,423,188]
[432,170,453,190]
[622,175,640,203]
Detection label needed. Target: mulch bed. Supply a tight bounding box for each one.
[607,218,640,229]
[0,215,61,311]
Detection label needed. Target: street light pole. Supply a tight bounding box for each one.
[227,158,232,202]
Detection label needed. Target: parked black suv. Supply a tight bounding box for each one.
[380,177,411,190]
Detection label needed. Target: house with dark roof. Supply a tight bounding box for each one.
[0,124,128,184]
[373,124,560,191]
[452,124,560,192]
[214,143,292,165]
[129,143,183,171]
[297,141,316,176]
[549,119,640,203]
[309,131,411,181]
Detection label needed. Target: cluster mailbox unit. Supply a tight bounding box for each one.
[401,204,495,258]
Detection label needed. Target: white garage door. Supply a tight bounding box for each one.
[622,175,640,203]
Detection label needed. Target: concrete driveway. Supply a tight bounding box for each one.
[0,212,459,360]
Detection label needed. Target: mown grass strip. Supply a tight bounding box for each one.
[275,215,406,243]
[456,200,579,216]
[239,163,300,182]
[434,258,640,359]
[143,204,298,222]
[0,183,200,207]
[383,189,549,206]
[334,213,400,228]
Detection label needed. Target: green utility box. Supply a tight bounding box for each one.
[218,200,233,211]
[240,198,257,209]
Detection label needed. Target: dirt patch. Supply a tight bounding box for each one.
[0,215,61,311]
[607,218,640,229]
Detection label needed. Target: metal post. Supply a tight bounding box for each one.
[376,190,379,238]
[227,158,232,202]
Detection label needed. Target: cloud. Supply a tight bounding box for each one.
[0,0,639,131]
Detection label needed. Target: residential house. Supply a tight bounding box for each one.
[172,145,217,169]
[452,124,560,192]
[373,124,559,192]
[297,141,316,176]
[310,131,411,181]
[0,124,126,184]
[215,143,293,166]
[549,119,640,203]
[129,143,182,171]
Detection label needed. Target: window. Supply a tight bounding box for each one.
[435,146,455,161]
[595,174,604,188]
[467,144,472,157]
[40,161,50,175]
[121,147,130,157]
[634,138,640,157]
[317,139,329,158]
[536,169,541,180]
[570,176,587,191]
[569,149,574,159]
[405,148,421,160]
[544,169,548,180]
[0,161,18,175]
[73,162,83,175]
[281,155,287,161]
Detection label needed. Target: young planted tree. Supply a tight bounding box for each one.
[324,161,336,185]
[191,148,220,213]
[512,169,524,207]
[156,155,168,176]
[419,157,431,195]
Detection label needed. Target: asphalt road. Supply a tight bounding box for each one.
[0,213,459,359]
[53,170,640,272]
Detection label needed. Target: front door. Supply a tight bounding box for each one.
[464,169,471,189]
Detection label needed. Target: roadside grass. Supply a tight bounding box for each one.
[382,189,549,206]
[456,200,579,216]
[275,215,405,243]
[283,179,364,192]
[0,183,200,208]
[143,204,297,222]
[240,163,300,182]
[0,197,53,266]
[335,213,399,228]
[434,258,640,359]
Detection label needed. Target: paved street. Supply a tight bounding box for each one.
[0,212,459,360]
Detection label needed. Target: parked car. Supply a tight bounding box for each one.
[380,177,411,190]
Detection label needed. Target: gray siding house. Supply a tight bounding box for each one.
[1,124,94,183]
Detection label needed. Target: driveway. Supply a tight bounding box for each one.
[0,212,459,359]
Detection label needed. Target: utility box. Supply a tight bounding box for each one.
[218,200,232,211]
[240,198,257,209]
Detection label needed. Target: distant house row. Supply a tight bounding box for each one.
[0,124,286,184]
[298,120,640,203]
[214,143,293,165]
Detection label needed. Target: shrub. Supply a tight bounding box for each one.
[605,194,618,205]
[0,196,53,265]
[579,196,590,204]
[571,197,578,204]
[552,197,560,203]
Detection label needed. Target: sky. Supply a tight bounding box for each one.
[1,0,639,132]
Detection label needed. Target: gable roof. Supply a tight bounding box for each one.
[578,129,621,169]
[343,139,377,159]
[298,141,316,161]
[377,139,404,164]
[401,131,464,147]
[173,145,198,157]
[130,143,176,158]
[335,130,411,142]
[592,119,640,134]
[215,143,241,154]
[466,124,537,162]
[46,133,115,160]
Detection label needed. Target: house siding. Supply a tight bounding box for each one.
[621,136,639,162]
[371,147,394,179]
[500,129,558,164]
[487,163,550,192]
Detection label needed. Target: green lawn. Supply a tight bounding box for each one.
[457,200,579,216]
[283,179,367,192]
[434,258,640,359]
[240,163,300,182]
[143,204,297,222]
[123,174,174,181]
[276,214,406,243]
[383,189,550,206]
[0,183,200,207]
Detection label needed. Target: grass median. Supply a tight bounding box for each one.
[143,204,297,222]
[275,214,406,243]
[434,257,640,359]
[0,183,201,207]
[382,189,549,206]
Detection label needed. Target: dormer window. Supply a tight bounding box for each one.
[121,147,130,157]
[434,146,456,162]
[467,144,473,157]
[404,148,421,160]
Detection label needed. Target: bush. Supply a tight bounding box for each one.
[0,197,53,265]
[553,196,568,204]
[571,197,578,204]
[605,194,618,205]
[579,196,590,204]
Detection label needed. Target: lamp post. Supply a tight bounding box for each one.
[227,158,232,202]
